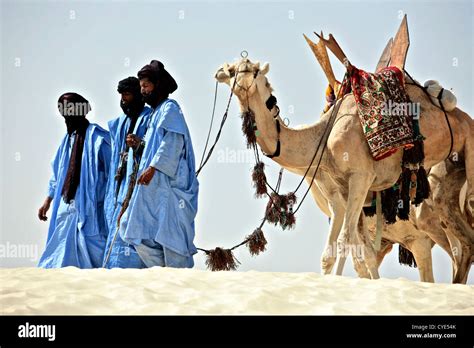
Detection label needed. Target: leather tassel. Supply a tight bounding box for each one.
[409,171,418,202]
[251,161,268,198]
[414,165,430,205]
[241,111,257,148]
[204,247,240,271]
[246,228,267,256]
[398,245,417,268]
[397,168,411,221]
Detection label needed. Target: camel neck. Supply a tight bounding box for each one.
[243,93,331,169]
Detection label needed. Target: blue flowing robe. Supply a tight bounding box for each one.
[119,99,199,261]
[39,123,111,268]
[103,107,151,268]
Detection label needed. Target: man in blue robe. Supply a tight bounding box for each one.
[118,60,199,268]
[102,77,151,268]
[37,93,111,268]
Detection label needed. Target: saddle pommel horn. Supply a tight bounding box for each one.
[314,32,350,68]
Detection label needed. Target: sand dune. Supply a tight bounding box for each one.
[1,267,473,315]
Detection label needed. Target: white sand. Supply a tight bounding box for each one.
[1,267,473,315]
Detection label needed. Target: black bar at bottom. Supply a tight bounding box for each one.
[0,315,472,346]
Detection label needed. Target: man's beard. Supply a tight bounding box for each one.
[142,88,165,108]
[120,98,145,119]
[64,116,89,135]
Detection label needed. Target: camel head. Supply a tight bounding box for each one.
[214,58,273,104]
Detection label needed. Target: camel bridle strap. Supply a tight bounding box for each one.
[238,67,282,159]
[436,88,454,161]
[197,59,276,175]
[195,68,242,177]
[404,69,454,161]
[263,94,281,159]
[194,59,351,270]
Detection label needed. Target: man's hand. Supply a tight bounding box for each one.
[126,134,142,149]
[138,166,156,185]
[38,197,53,221]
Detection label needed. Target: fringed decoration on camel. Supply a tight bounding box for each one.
[204,247,241,271]
[265,192,297,230]
[399,244,418,267]
[246,228,267,256]
[201,227,269,271]
[252,161,268,198]
[241,110,258,148]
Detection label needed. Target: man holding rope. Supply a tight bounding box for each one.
[116,60,199,268]
[102,77,151,268]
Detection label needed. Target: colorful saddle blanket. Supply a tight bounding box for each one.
[344,66,415,160]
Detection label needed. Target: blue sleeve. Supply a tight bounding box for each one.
[149,130,184,179]
[46,145,62,198]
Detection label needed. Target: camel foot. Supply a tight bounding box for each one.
[321,250,336,275]
[321,259,336,275]
[351,255,370,279]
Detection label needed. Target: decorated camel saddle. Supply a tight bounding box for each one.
[304,15,457,161]
[303,15,467,227]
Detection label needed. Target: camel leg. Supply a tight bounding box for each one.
[415,203,453,259]
[321,201,345,274]
[440,213,473,284]
[446,232,464,283]
[453,245,472,284]
[445,231,472,284]
[335,173,378,278]
[353,212,381,279]
[306,179,345,274]
[408,239,435,283]
[465,131,474,224]
[350,213,371,279]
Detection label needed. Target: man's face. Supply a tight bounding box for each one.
[120,91,134,105]
[140,78,155,96]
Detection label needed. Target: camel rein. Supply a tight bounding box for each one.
[190,52,351,269]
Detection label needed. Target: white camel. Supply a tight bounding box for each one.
[215,58,474,279]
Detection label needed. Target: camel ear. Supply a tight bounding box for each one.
[260,62,270,75]
[215,63,232,84]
